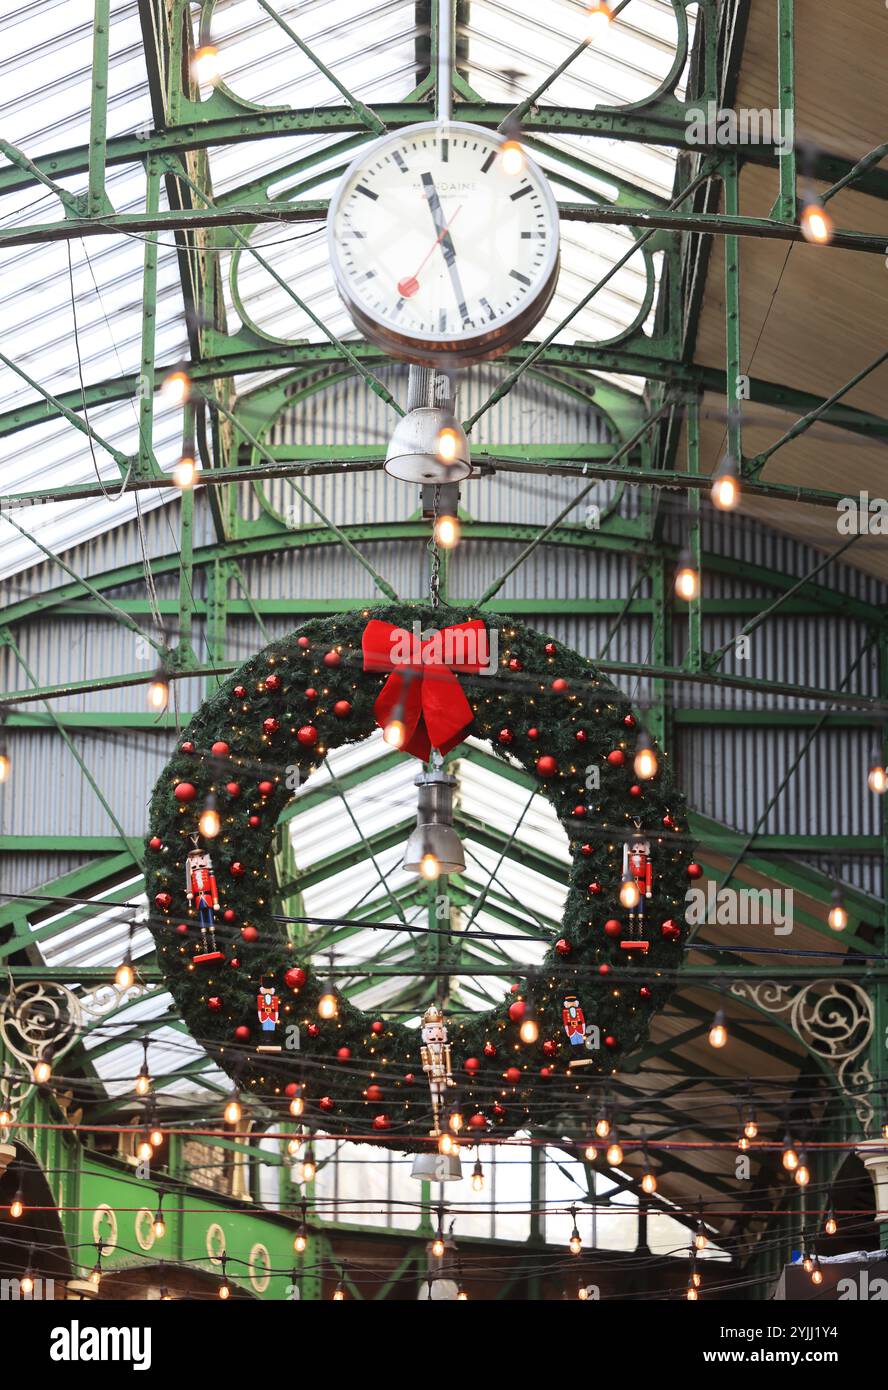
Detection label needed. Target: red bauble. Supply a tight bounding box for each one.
[551,678,569,694]
[211,741,230,758]
[319,1096,335,1112]
[337,1046,351,1061]
[265,673,282,693]
[492,1101,506,1118]
[542,1039,557,1057]
[663,814,674,828]
[180,740,195,754]
[575,729,587,743]
[686,862,703,880]
[296,725,318,746]
[588,880,602,895]
[661,919,682,942]
[323,650,341,668]
[527,726,541,740]
[228,957,240,969]
[333,700,352,718]
[639,986,652,999]
[606,749,625,766]
[297,636,310,649]
[154,891,172,912]
[372,1114,390,1131]
[629,784,642,797]
[173,781,196,803]
[226,781,241,798]
[306,1023,320,1037]
[483,1041,497,1057]
[468,1113,487,1131]
[555,938,572,956]
[240,926,259,943]
[604,1035,618,1050]
[404,1073,415,1085]
[148,836,162,851]
[535,755,557,778]
[539,1066,554,1078]
[572,805,586,818]
[604,918,622,939]
[365,1084,383,1103]
[234,1025,250,1041]
[544,642,557,656]
[229,861,246,878]
[263,717,279,736]
[508,1000,526,1022]
[510,982,521,993]
[581,844,594,858]
[508,656,523,672]
[464,1057,480,1075]
[233,686,246,700]
[284,968,306,991]
[223,908,237,923]
[207,996,223,1013]
[304,687,318,701]
[598,963,611,976]
[175,922,188,936]
[497,728,514,746]
[504,1067,521,1084]
[284,1083,300,1097]
[258,780,274,797]
[370,1020,384,1035]
[248,815,260,827]
[623,714,636,729]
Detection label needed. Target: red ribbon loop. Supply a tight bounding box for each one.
[362,618,489,760]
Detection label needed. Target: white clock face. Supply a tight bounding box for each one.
[327,121,560,365]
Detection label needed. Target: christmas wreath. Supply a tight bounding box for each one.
[144,604,696,1149]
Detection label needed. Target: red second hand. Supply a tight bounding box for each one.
[397,204,463,299]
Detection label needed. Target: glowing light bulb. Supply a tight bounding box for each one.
[115,959,135,991]
[318,992,338,1019]
[800,198,833,245]
[882,1117,888,1140]
[795,1153,811,1187]
[686,1283,699,1301]
[135,1068,152,1098]
[456,1286,468,1300]
[743,1114,758,1140]
[586,0,612,37]
[711,454,741,510]
[641,1170,657,1195]
[811,1266,824,1286]
[825,1212,837,1236]
[21,1272,34,1296]
[519,1016,539,1045]
[868,762,888,794]
[828,890,847,932]
[287,1137,302,1158]
[289,1095,304,1119]
[0,752,10,783]
[448,1109,464,1134]
[569,1228,582,1256]
[633,732,658,780]
[782,1137,799,1172]
[694,1224,708,1251]
[383,718,406,748]
[738,1133,750,1152]
[173,454,196,489]
[595,1112,611,1139]
[436,427,460,463]
[606,1139,623,1166]
[431,1235,446,1258]
[153,1211,166,1239]
[294,1229,307,1254]
[199,800,221,839]
[419,852,440,881]
[302,1152,317,1183]
[10,1190,24,1219]
[691,1268,701,1288]
[500,139,525,176]
[332,1284,345,1301]
[471,1161,484,1192]
[619,874,641,910]
[224,1094,242,1125]
[708,1009,728,1049]
[674,551,699,601]
[218,1279,231,1300]
[161,367,190,405]
[150,1126,163,1148]
[33,1056,52,1085]
[192,43,220,85]
[802,1251,814,1273]
[584,1141,597,1162]
[438,1131,456,1156]
[434,514,460,548]
[137,1136,153,1162]
[0,1101,12,1126]
[89,1264,102,1288]
[147,671,169,711]
[578,1282,590,1301]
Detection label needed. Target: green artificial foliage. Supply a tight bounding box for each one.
[145,604,694,1150]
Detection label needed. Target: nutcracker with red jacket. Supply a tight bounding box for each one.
[420,1004,455,1135]
[257,981,279,1033]
[185,834,224,964]
[621,831,653,952]
[562,994,586,1048]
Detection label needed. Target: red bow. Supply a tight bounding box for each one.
[362,618,489,760]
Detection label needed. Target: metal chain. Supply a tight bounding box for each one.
[428,484,441,609]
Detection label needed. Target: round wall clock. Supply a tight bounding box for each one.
[327,121,561,367]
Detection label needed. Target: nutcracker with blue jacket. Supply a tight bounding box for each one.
[185,834,223,963]
[621,830,653,953]
[562,994,586,1048]
[257,981,279,1034]
[420,1004,455,1135]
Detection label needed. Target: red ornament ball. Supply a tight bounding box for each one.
[240,926,259,943]
[222,908,237,924]
[175,922,188,936]
[604,918,623,939]
[403,1073,415,1085]
[234,1025,250,1042]
[296,725,318,746]
[508,657,523,672]
[229,862,246,878]
[587,880,602,895]
[370,1020,384,1035]
[233,686,246,700]
[148,836,162,851]
[306,1023,320,1038]
[304,687,318,701]
[661,919,682,942]
[606,749,625,766]
[265,673,282,693]
[207,996,223,1013]
[173,781,197,803]
[581,844,594,859]
[629,784,642,797]
[663,814,674,829]
[535,755,557,779]
[285,968,307,991]
[248,815,260,827]
[154,891,172,912]
[544,642,557,656]
[555,938,572,957]
[263,717,279,736]
[497,728,514,746]
[505,1067,521,1084]
[284,1083,300,1098]
[297,636,310,649]
[483,1041,497,1057]
[542,1039,557,1057]
[508,1000,526,1022]
[639,986,652,999]
[333,700,352,718]
[598,963,611,976]
[319,1096,335,1112]
[686,862,703,880]
[211,741,230,758]
[365,1084,383,1103]
[468,1113,487,1131]
[226,781,241,798]
[492,1102,506,1118]
[551,677,569,694]
[623,714,636,729]
[572,805,586,818]
[372,1114,390,1131]
[323,650,341,668]
[180,740,195,754]
[575,729,587,743]
[604,1035,618,1050]
[464,1057,480,1075]
[337,1046,351,1061]
[258,780,274,797]
[527,726,541,740]
[539,1066,554,1078]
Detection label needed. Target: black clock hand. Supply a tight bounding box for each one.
[421,173,472,326]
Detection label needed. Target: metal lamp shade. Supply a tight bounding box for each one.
[384,407,471,483]
[403,768,465,876]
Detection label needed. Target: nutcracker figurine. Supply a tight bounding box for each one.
[621,831,653,954]
[257,981,279,1033]
[420,1004,455,1135]
[185,834,224,964]
[562,994,587,1048]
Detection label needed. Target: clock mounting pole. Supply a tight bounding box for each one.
[436,0,454,122]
